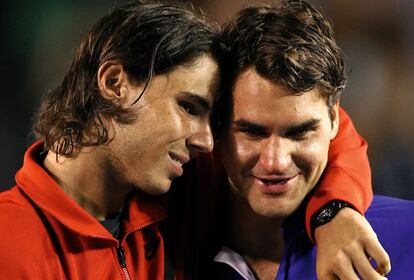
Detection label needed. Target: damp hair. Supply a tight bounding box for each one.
[34,0,219,156]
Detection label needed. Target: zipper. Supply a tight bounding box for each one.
[115,214,167,279]
[117,246,132,280]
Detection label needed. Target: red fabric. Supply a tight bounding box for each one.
[0,141,168,279]
[305,107,372,242]
[0,106,371,278]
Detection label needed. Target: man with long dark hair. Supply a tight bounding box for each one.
[0,2,220,278]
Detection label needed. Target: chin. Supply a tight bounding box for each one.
[154,186,172,195]
[135,179,172,196]
[255,208,291,219]
[251,201,297,219]
[148,184,172,195]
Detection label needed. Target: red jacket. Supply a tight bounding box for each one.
[0,108,370,279]
[0,142,168,279]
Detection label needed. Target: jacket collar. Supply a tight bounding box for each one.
[16,141,167,242]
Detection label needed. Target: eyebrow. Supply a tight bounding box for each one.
[180,91,212,112]
[233,120,268,134]
[232,118,321,136]
[286,118,320,135]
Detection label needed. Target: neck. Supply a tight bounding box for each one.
[43,147,133,220]
[226,190,285,279]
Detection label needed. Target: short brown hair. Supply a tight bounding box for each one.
[213,0,346,133]
[34,1,218,156]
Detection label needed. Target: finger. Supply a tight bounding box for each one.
[329,253,359,280]
[350,249,387,280]
[317,271,340,280]
[364,237,391,276]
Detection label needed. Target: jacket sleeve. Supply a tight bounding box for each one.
[305,107,373,241]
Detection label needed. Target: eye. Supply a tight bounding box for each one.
[286,127,316,141]
[238,127,267,139]
[179,101,198,116]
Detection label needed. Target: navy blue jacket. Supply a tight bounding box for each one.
[211,195,414,279]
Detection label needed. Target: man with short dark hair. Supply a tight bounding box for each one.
[187,1,413,279]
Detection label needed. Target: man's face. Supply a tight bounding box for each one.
[105,55,220,195]
[218,68,338,219]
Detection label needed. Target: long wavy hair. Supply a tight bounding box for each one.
[34,0,219,156]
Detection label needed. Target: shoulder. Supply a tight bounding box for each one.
[366,195,414,218]
[0,185,51,236]
[365,195,414,277]
[0,186,44,226]
[366,195,414,227]
[0,186,51,273]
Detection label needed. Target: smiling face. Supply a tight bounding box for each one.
[102,55,220,195]
[218,68,338,219]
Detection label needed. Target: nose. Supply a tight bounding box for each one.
[186,121,214,154]
[258,137,291,174]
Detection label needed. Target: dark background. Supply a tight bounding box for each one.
[1,0,413,199]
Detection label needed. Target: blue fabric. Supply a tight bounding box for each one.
[365,195,414,278]
[212,195,414,279]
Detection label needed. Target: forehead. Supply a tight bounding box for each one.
[165,55,219,102]
[232,69,328,124]
[139,55,219,107]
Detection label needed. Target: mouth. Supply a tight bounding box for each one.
[260,177,291,185]
[168,152,190,177]
[169,152,189,166]
[253,174,298,195]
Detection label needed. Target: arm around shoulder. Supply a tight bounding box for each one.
[305,107,373,239]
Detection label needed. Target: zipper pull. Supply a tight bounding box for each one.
[117,246,127,268]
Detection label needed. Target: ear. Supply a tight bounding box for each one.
[330,102,340,140]
[97,62,129,102]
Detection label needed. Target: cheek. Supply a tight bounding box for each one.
[221,134,255,163]
[306,140,323,155]
[234,138,255,162]
[142,103,187,141]
[219,135,259,180]
[168,110,187,134]
[296,137,330,174]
